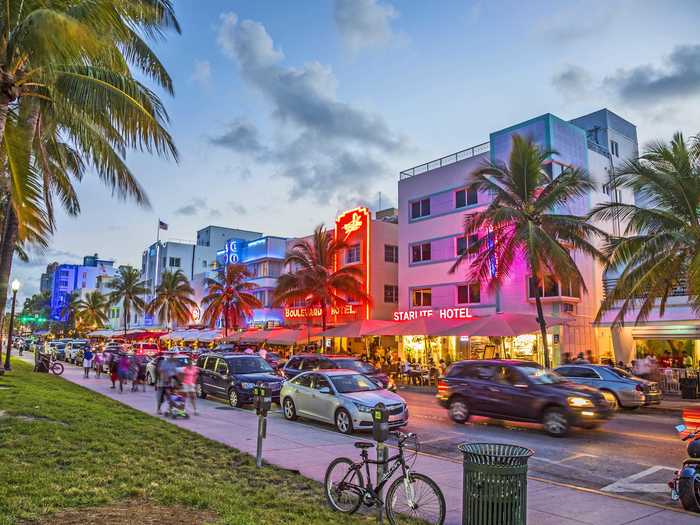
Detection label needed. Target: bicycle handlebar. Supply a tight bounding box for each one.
[390,431,416,445]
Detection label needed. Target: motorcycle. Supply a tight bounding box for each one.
[669,424,700,512]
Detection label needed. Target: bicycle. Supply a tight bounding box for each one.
[324,431,445,525]
[39,354,64,376]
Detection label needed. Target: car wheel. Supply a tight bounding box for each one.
[449,397,470,423]
[228,389,240,408]
[283,397,298,421]
[601,390,619,410]
[335,408,353,434]
[196,381,207,399]
[543,407,569,437]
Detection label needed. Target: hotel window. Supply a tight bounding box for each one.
[412,288,432,307]
[457,282,481,304]
[384,244,399,263]
[456,234,478,256]
[455,188,478,208]
[169,257,181,267]
[346,244,361,264]
[411,242,431,263]
[610,140,619,157]
[410,198,431,219]
[384,285,399,304]
[528,276,562,298]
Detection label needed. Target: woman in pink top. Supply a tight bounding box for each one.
[181,360,199,415]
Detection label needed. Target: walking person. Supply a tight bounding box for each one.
[156,356,176,414]
[117,353,130,393]
[82,347,94,379]
[94,351,103,379]
[109,354,118,389]
[180,359,199,415]
[137,357,147,392]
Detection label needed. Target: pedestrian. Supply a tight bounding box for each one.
[258,346,268,360]
[137,357,147,392]
[585,350,595,364]
[563,352,572,364]
[82,347,94,378]
[683,351,694,369]
[438,359,447,376]
[94,351,103,379]
[574,352,589,364]
[117,353,130,393]
[244,347,254,355]
[109,355,118,389]
[180,359,199,415]
[156,356,176,414]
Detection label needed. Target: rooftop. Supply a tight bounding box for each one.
[399,141,489,180]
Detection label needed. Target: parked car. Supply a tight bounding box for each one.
[437,360,613,437]
[554,364,662,409]
[48,341,67,361]
[282,354,395,391]
[131,342,160,356]
[146,353,189,385]
[281,369,407,434]
[196,352,284,408]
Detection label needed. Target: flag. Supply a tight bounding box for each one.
[158,220,168,230]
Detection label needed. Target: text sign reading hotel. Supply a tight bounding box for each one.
[285,305,358,319]
[393,307,472,322]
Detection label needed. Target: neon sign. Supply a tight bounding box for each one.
[335,207,372,320]
[393,307,472,322]
[342,212,364,239]
[285,305,358,319]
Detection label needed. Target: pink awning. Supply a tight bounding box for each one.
[318,320,396,338]
[382,316,477,336]
[434,312,569,337]
[266,327,323,345]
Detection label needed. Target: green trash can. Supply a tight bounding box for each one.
[458,443,534,525]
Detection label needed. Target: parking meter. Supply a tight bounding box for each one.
[254,383,272,416]
[372,402,389,443]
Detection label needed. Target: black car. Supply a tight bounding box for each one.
[196,352,285,408]
[282,354,395,391]
[436,360,613,437]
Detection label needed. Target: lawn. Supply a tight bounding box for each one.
[0,359,373,525]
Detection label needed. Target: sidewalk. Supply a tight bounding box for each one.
[31,358,698,525]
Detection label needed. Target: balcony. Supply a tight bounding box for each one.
[527,277,581,305]
[602,278,688,301]
[399,142,490,180]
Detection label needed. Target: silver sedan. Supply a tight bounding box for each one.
[280,369,409,434]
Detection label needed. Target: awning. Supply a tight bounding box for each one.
[434,312,568,337]
[383,317,474,336]
[318,320,396,338]
[632,324,700,340]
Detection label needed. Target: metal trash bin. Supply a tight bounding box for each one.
[680,377,699,399]
[458,442,534,525]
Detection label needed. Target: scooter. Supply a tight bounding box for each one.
[669,424,700,512]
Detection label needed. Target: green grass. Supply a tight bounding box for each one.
[0,359,374,525]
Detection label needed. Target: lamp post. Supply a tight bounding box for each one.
[4,279,20,370]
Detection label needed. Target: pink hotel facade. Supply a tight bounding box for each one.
[397,109,642,367]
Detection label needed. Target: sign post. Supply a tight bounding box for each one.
[253,382,272,468]
[372,403,389,524]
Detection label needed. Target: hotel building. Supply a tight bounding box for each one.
[398,109,638,366]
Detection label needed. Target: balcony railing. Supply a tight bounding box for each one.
[602,278,689,300]
[587,140,610,158]
[399,142,490,180]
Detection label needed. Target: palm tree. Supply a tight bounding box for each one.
[592,132,700,325]
[450,134,607,368]
[59,291,81,335]
[108,266,148,336]
[147,270,198,328]
[0,1,180,336]
[75,291,109,331]
[201,264,262,338]
[273,225,369,333]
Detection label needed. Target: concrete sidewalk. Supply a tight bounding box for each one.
[30,357,699,525]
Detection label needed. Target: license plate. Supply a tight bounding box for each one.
[389,414,403,422]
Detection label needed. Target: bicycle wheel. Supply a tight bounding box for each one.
[51,362,64,376]
[385,472,445,525]
[324,457,364,514]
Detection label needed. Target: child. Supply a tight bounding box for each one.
[82,348,94,378]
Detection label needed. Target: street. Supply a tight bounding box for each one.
[398,390,686,507]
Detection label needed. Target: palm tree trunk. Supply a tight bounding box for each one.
[534,287,551,369]
[223,303,229,339]
[321,299,328,354]
[123,302,129,337]
[0,206,19,335]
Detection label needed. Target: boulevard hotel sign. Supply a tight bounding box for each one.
[284,304,358,319]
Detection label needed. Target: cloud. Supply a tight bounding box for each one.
[210,119,266,154]
[191,60,212,86]
[174,198,203,216]
[605,45,700,104]
[215,12,405,205]
[227,202,247,215]
[535,4,610,42]
[552,65,591,94]
[333,0,399,52]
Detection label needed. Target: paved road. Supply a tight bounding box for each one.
[398,389,686,507]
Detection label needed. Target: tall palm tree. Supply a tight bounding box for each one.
[147,269,197,328]
[592,132,700,325]
[273,225,370,333]
[450,134,607,368]
[75,291,109,331]
[59,291,81,334]
[201,264,262,338]
[108,266,147,336]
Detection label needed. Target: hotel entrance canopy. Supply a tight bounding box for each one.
[433,312,568,337]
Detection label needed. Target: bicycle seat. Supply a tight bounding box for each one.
[354,442,375,449]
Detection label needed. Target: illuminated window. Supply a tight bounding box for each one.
[384,285,398,303]
[412,288,432,307]
[411,242,431,263]
[346,244,361,264]
[384,245,399,263]
[455,188,477,208]
[410,198,431,219]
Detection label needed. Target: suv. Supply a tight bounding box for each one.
[282,354,394,391]
[196,352,285,408]
[437,360,613,437]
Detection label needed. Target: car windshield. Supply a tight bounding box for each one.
[330,373,381,393]
[519,366,564,384]
[609,367,632,378]
[227,356,273,374]
[332,359,376,374]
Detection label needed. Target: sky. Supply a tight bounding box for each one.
[12,0,700,303]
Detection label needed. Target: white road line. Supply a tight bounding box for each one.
[601,466,677,494]
[531,452,599,465]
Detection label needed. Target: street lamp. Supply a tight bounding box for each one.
[3,279,20,370]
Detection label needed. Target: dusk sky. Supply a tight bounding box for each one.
[13,0,700,302]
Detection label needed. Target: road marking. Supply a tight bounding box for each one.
[601,466,677,494]
[531,452,599,465]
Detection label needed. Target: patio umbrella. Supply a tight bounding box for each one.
[434,312,569,337]
[318,320,396,338]
[382,316,475,336]
[266,327,323,346]
[238,329,269,344]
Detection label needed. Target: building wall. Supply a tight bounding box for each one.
[369,218,399,321]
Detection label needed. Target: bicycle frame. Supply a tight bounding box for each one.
[339,446,410,504]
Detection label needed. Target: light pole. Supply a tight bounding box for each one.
[4,279,20,370]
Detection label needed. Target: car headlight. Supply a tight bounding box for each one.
[240,382,255,389]
[568,396,594,408]
[353,402,373,413]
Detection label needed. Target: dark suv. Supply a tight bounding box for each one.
[196,352,284,408]
[437,360,613,436]
[282,354,394,391]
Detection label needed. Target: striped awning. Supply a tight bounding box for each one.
[632,324,700,340]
